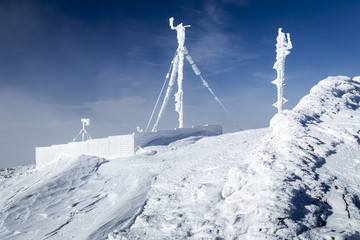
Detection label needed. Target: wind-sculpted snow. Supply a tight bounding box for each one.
[109,129,269,240]
[0,155,155,239]
[1,76,360,239]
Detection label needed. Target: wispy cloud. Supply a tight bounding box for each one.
[253,71,276,81]
[184,0,259,75]
[188,31,258,75]
[221,0,249,6]
[199,0,248,29]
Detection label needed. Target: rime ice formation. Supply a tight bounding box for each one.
[272,28,292,113]
[72,118,91,142]
[171,18,187,129]
[152,18,190,131]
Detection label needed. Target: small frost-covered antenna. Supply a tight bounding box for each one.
[73,118,91,142]
[272,28,292,113]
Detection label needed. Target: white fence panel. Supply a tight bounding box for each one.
[51,144,68,161]
[108,136,122,157]
[68,142,79,156]
[36,146,53,166]
[109,134,135,158]
[87,139,99,156]
[77,141,88,155]
[98,138,109,157]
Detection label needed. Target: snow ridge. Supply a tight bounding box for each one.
[220,76,360,239]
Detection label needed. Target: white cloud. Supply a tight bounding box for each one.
[253,71,276,81]
[183,0,259,75]
[188,32,258,75]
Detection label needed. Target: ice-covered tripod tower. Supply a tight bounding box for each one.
[152,17,190,131]
[146,17,236,132]
[272,28,292,113]
[72,118,91,142]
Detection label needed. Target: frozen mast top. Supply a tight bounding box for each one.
[169,17,190,49]
[272,28,292,113]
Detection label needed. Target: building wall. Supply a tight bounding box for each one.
[35,124,222,167]
[108,135,135,158]
[36,134,135,167]
[35,146,53,167]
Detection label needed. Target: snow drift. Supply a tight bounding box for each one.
[1,76,360,239]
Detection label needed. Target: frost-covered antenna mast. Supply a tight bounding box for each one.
[272,28,292,113]
[152,17,190,131]
[73,118,91,142]
[147,18,239,132]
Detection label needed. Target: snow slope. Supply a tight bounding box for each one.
[1,76,360,239]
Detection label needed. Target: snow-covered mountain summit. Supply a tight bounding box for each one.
[1,76,360,239]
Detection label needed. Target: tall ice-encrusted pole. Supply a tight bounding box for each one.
[272,28,292,113]
[152,17,190,131]
[170,17,190,128]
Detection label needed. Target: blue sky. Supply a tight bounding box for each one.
[1,0,360,168]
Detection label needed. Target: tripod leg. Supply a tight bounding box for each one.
[73,130,83,142]
[152,52,180,131]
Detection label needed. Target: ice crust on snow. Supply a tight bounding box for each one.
[1,76,360,239]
